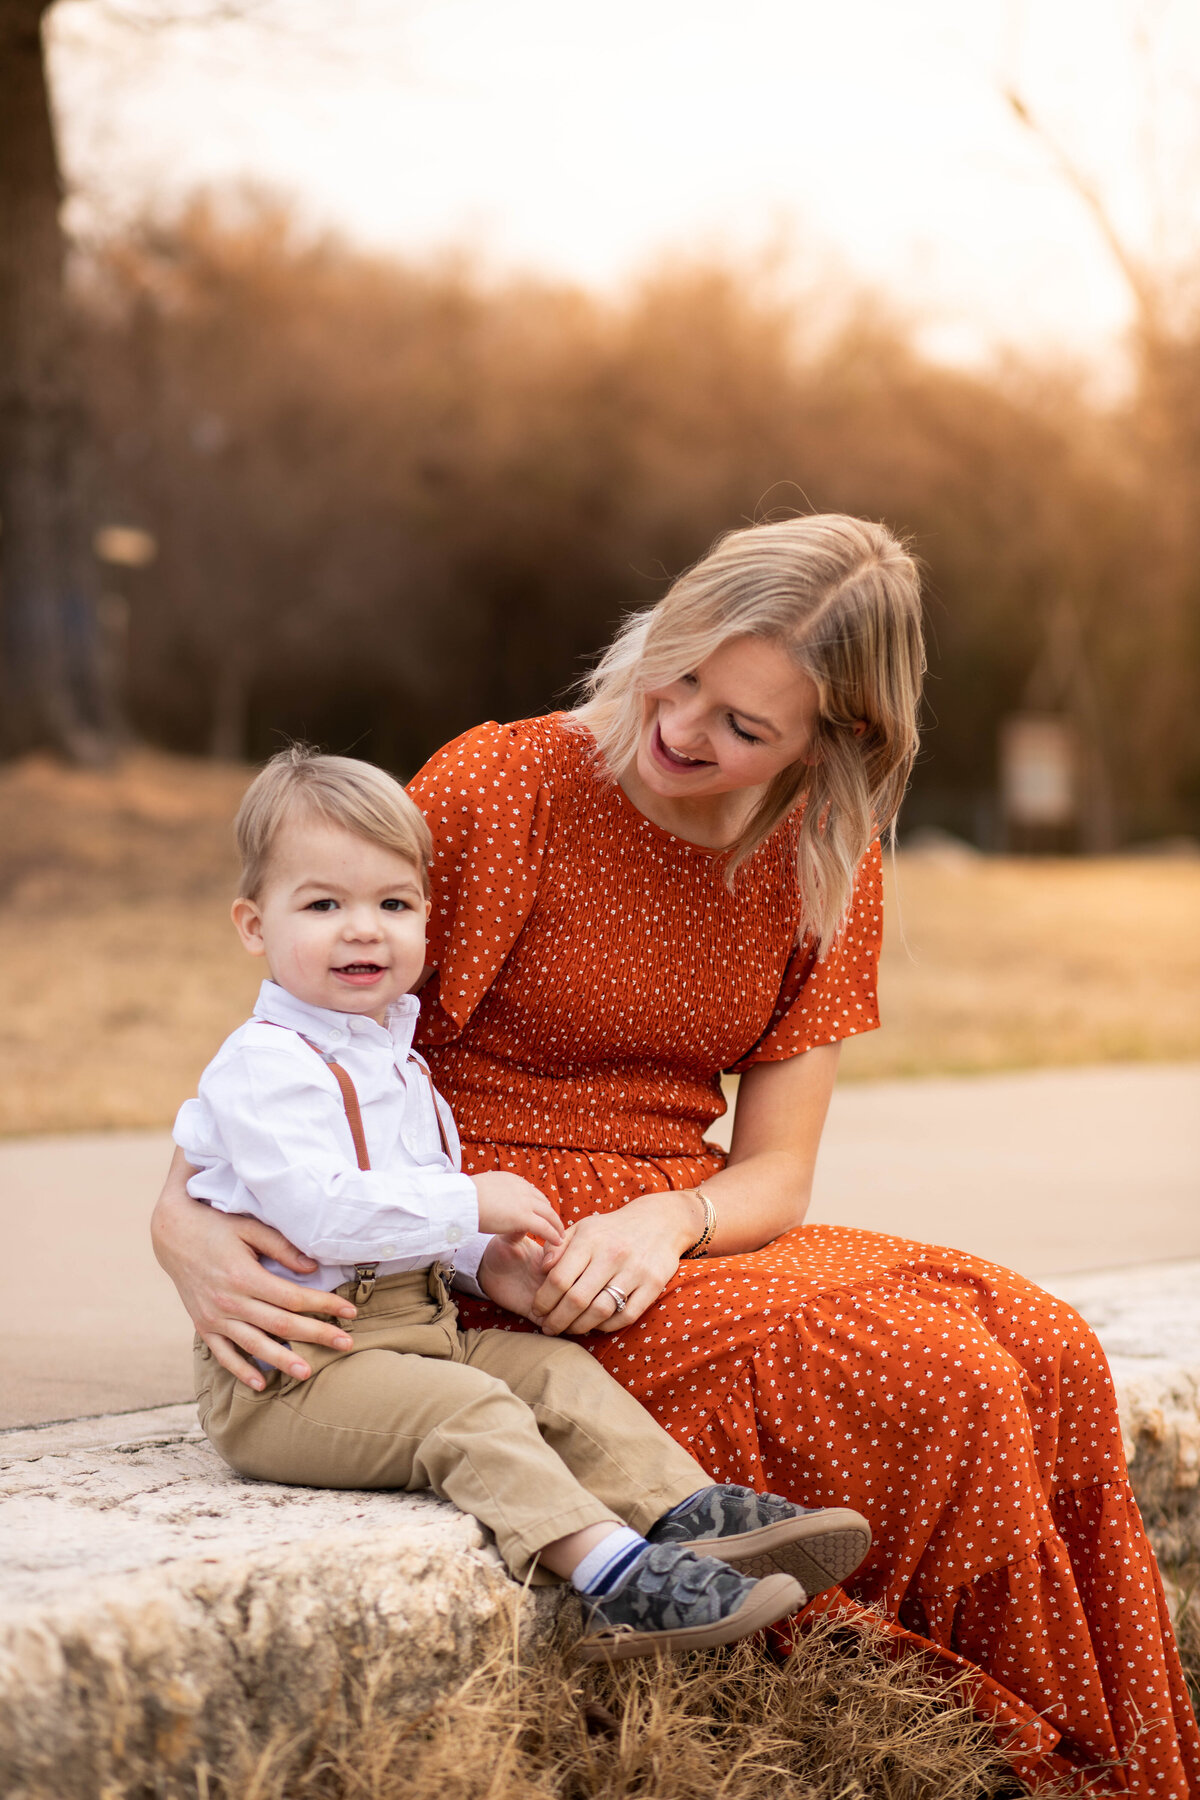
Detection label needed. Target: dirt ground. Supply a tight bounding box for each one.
[1,749,1198,1136]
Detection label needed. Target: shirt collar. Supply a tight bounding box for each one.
[252,980,420,1059]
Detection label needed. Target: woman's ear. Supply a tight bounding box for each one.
[851,720,868,740]
[231,896,268,958]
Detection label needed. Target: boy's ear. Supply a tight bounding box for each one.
[231,896,268,958]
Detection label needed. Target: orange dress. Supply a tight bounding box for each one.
[410,714,1200,1798]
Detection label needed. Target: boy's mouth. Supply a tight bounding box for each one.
[333,963,386,985]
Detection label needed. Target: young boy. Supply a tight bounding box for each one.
[176,747,871,1661]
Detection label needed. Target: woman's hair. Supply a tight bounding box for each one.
[234,745,432,900]
[573,514,925,950]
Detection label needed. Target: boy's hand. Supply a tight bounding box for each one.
[470,1171,563,1245]
[475,1233,554,1321]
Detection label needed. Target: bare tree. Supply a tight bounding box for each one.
[1005,70,1200,845]
[0,0,116,758]
[0,0,280,760]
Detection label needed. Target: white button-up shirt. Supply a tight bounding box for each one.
[174,980,489,1296]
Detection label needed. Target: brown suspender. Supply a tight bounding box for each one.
[319,1054,372,1171]
[264,1024,453,1303]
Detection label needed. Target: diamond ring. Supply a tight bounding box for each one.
[603,1283,629,1313]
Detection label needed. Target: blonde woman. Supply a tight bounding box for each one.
[154,516,1199,1795]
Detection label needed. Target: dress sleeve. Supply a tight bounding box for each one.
[730,838,884,1067]
[408,719,553,1041]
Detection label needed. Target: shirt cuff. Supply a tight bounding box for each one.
[449,1232,494,1297]
[425,1173,480,1263]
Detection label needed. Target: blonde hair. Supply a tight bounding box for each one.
[234,745,432,900]
[573,515,925,949]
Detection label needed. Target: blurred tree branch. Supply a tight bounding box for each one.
[1004,89,1166,343]
[93,1,274,23]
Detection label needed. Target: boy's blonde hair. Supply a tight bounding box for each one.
[235,746,432,900]
[572,514,925,951]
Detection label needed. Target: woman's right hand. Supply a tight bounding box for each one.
[152,1148,357,1389]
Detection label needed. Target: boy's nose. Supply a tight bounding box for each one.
[343,909,381,939]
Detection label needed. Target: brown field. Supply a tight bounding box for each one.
[846,839,1200,1081]
[1,750,1198,1138]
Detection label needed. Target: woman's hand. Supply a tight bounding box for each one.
[525,1045,844,1337]
[152,1148,357,1389]
[529,1190,701,1336]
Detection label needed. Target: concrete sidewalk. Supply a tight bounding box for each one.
[3,1061,1198,1431]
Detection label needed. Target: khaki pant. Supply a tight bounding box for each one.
[196,1266,709,1580]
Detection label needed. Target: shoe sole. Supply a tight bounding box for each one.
[574,1571,804,1665]
[688,1508,871,1596]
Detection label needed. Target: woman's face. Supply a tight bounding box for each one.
[635,634,822,801]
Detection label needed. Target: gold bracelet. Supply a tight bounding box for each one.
[681,1184,716,1259]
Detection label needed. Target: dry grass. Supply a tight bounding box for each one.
[1170,1563,1200,1724]
[1,751,1198,1135]
[841,844,1200,1083]
[0,751,258,1136]
[87,1611,1042,1800]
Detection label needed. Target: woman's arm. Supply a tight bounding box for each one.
[707,1041,842,1246]
[530,1042,841,1335]
[152,1148,357,1389]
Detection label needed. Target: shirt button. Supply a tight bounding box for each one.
[445,1226,463,1245]
[379,1243,397,1256]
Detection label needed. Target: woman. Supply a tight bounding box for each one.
[154,516,1199,1795]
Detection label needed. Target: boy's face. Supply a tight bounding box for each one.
[231,815,431,1024]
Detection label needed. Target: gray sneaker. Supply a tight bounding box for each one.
[575,1542,804,1665]
[647,1485,871,1596]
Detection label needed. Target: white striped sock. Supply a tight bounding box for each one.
[570,1526,647,1596]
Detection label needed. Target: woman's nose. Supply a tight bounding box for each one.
[661,690,707,749]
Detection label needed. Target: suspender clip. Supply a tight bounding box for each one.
[352,1262,379,1305]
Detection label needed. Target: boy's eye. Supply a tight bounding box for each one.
[380,898,409,912]
[306,898,338,912]
[727,715,761,745]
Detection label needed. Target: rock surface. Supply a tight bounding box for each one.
[1,1260,1198,1796]
[0,1406,564,1798]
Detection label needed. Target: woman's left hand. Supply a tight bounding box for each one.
[530,1190,700,1335]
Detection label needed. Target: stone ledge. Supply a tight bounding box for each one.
[0,1409,564,1797]
[2,1261,1198,1796]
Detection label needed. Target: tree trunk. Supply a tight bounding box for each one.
[0,0,117,759]
[209,650,250,761]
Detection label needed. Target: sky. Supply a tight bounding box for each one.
[46,0,1200,368]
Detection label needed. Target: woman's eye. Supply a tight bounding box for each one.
[306,898,337,912]
[727,715,761,745]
